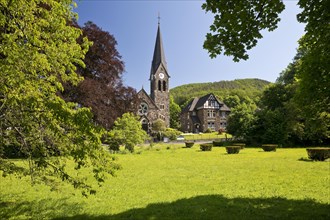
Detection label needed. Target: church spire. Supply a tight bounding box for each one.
[150,17,168,80]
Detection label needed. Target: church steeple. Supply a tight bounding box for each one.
[150,22,168,80]
[149,18,170,127]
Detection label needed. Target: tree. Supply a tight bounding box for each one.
[108,113,148,152]
[226,103,256,140]
[202,0,329,143]
[202,0,285,61]
[62,21,138,130]
[169,95,181,129]
[152,119,166,141]
[223,95,241,108]
[0,0,119,195]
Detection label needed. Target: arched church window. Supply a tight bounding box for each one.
[163,81,166,91]
[158,80,162,91]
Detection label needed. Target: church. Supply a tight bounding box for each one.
[137,22,170,133]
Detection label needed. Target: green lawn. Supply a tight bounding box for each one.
[1,145,329,219]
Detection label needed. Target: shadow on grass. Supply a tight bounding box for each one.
[0,198,85,220]
[61,195,328,220]
[1,195,329,219]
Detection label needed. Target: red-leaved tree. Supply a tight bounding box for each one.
[62,21,138,129]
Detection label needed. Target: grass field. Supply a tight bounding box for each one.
[1,144,329,219]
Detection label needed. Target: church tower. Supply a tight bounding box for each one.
[150,21,170,127]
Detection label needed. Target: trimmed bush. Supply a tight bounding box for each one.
[233,143,246,149]
[212,141,223,147]
[306,148,330,161]
[262,144,277,152]
[185,141,194,148]
[200,143,213,151]
[226,146,241,154]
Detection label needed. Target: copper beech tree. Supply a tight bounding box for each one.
[62,21,139,130]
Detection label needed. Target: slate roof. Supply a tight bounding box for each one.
[150,24,168,79]
[181,93,231,113]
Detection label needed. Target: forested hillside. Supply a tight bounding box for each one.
[170,78,271,106]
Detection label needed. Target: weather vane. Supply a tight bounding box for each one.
[158,12,161,25]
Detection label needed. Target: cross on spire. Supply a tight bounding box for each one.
[158,12,161,25]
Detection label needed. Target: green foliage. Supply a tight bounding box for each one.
[202,0,285,61]
[227,103,256,140]
[163,128,181,141]
[200,0,329,145]
[171,78,269,107]
[296,1,329,118]
[0,0,119,195]
[152,119,166,133]
[108,113,148,152]
[169,95,181,129]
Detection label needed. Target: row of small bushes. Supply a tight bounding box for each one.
[186,142,330,161]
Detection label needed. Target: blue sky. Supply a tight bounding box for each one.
[74,1,305,91]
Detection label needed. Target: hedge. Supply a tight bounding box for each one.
[306,148,330,161]
[232,143,245,149]
[262,144,277,152]
[226,146,241,154]
[200,143,213,151]
[185,141,194,148]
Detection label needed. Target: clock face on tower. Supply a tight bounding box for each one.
[159,72,164,79]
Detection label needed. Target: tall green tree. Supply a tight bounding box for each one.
[226,103,256,140]
[0,0,119,195]
[202,0,329,143]
[169,95,181,129]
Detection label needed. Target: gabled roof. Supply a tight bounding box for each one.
[195,93,220,109]
[150,24,168,79]
[181,93,231,113]
[137,88,159,110]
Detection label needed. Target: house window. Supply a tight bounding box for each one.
[160,104,165,109]
[207,121,215,130]
[163,81,166,91]
[207,110,216,118]
[221,111,226,118]
[220,122,227,128]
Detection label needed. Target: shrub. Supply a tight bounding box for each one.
[213,141,223,147]
[108,139,120,152]
[125,143,134,153]
[233,143,246,149]
[226,146,241,154]
[163,128,182,141]
[185,141,194,148]
[306,148,330,161]
[218,128,225,135]
[204,128,213,133]
[200,143,213,151]
[262,144,277,152]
